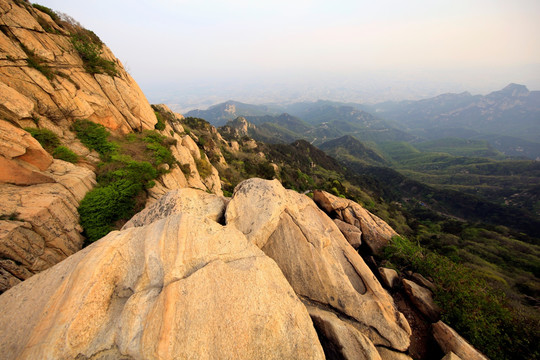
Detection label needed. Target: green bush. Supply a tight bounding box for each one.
[97,155,157,188]
[78,179,142,242]
[24,127,60,152]
[72,119,117,158]
[154,111,165,131]
[32,4,60,22]
[52,146,78,163]
[71,32,117,76]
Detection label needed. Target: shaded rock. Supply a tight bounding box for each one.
[379,267,400,289]
[402,279,441,322]
[334,218,362,248]
[226,178,411,352]
[308,306,381,360]
[441,352,463,360]
[432,321,488,360]
[0,213,325,360]
[412,273,436,292]
[123,188,228,229]
[376,347,413,360]
[313,190,398,254]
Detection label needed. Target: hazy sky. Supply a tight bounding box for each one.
[36,0,540,106]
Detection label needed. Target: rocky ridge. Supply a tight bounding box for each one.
[0,0,223,292]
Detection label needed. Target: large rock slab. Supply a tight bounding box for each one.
[432,321,488,360]
[226,179,411,352]
[313,190,398,254]
[0,213,325,359]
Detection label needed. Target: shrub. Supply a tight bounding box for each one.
[78,179,142,242]
[71,32,117,76]
[97,155,157,188]
[32,4,60,22]
[24,127,60,152]
[154,111,165,131]
[52,146,78,163]
[72,119,117,158]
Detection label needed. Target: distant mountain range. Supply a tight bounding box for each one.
[365,83,540,158]
[184,84,540,159]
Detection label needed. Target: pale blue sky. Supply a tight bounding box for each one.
[34,0,540,105]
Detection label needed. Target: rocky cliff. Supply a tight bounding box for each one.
[0,0,222,292]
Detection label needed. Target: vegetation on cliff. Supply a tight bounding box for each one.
[73,120,176,242]
[25,127,78,163]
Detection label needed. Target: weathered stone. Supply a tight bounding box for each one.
[441,351,463,360]
[334,218,362,248]
[123,188,228,229]
[433,321,489,360]
[0,155,54,185]
[226,179,411,352]
[313,190,398,254]
[403,279,441,322]
[0,213,325,360]
[0,120,52,171]
[412,272,436,291]
[308,306,382,360]
[379,267,400,289]
[0,181,87,292]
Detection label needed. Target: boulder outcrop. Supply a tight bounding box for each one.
[0,159,95,292]
[0,0,156,133]
[313,190,398,254]
[226,179,411,354]
[0,211,325,359]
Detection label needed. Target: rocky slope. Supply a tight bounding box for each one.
[0,0,222,292]
[0,179,487,359]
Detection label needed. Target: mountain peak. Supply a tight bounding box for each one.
[498,83,529,97]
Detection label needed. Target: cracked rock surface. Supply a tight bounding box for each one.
[0,211,325,359]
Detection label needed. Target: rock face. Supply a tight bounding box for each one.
[0,211,325,359]
[0,0,156,133]
[0,159,95,292]
[432,321,489,360]
[313,190,398,254]
[226,179,412,354]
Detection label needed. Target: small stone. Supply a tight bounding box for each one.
[379,267,400,289]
